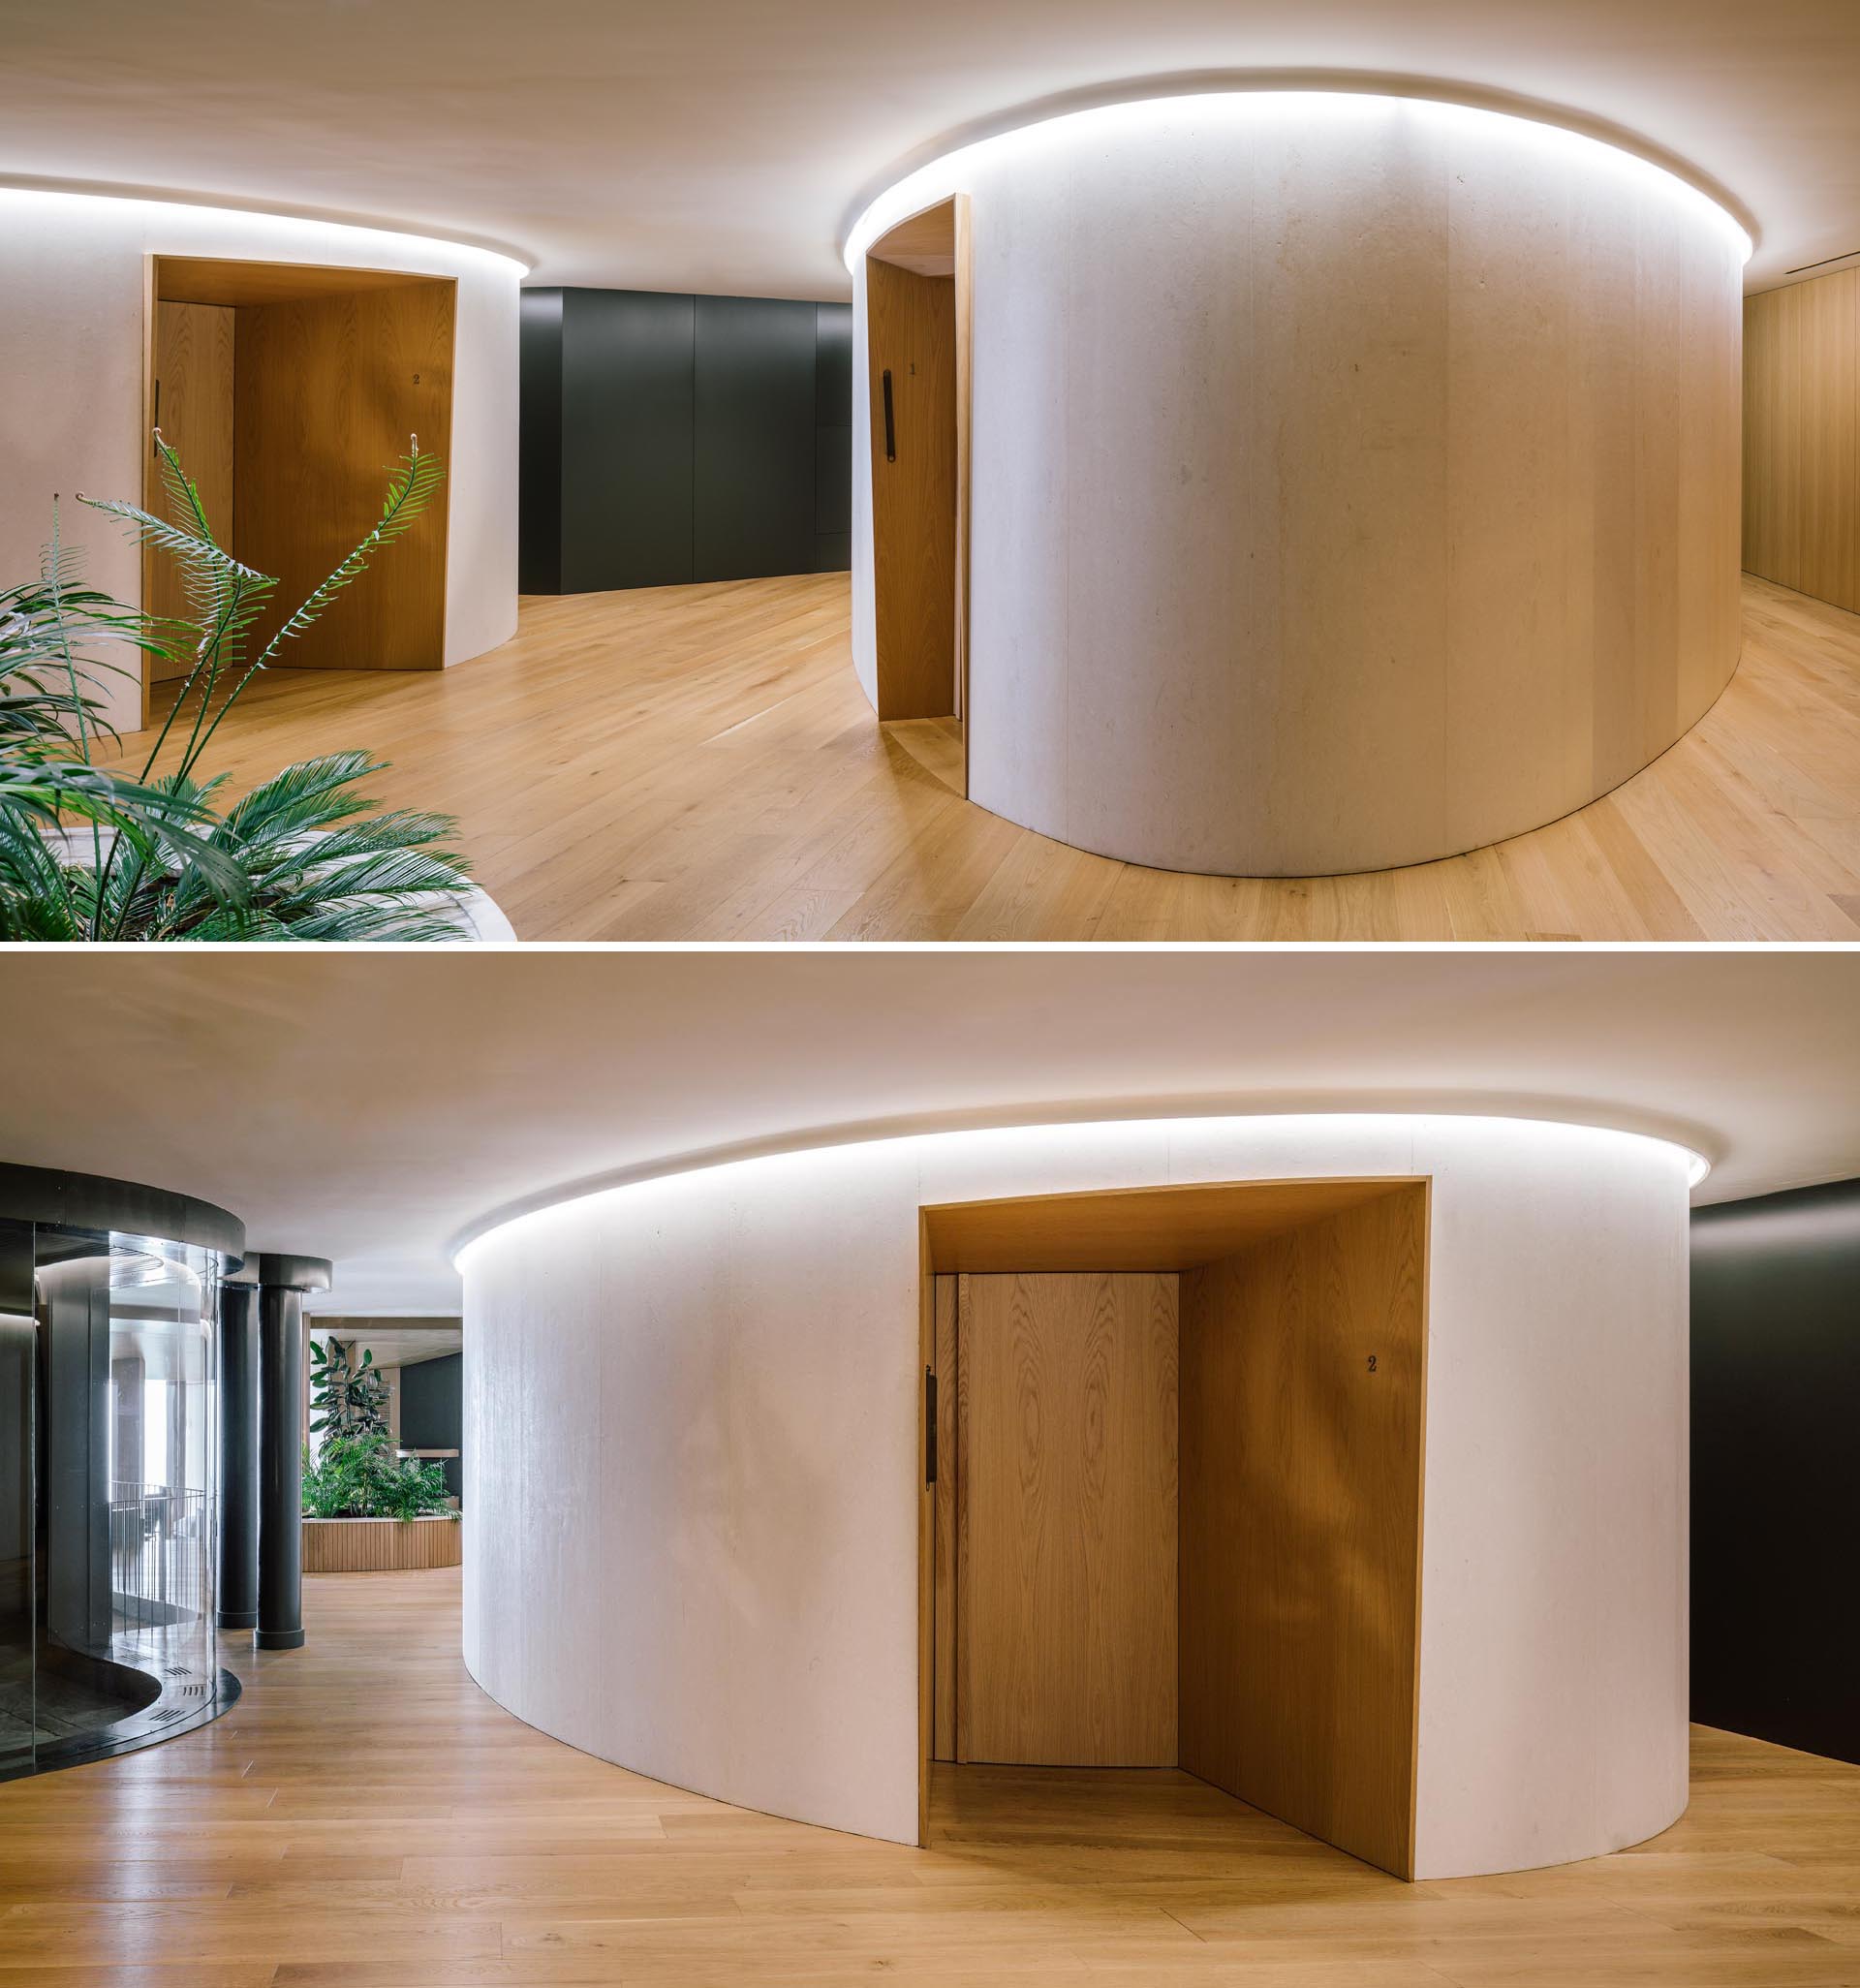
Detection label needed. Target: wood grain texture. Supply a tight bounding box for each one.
[932,1273,958,1765]
[0,1568,1854,1986]
[1746,269,1860,614]
[924,1179,1414,1275]
[957,1272,1178,1769]
[146,300,236,681]
[869,204,955,278]
[156,258,449,307]
[232,280,455,670]
[1179,1186,1428,1879]
[105,571,1860,940]
[865,247,957,719]
[299,1517,460,1573]
[954,194,974,754]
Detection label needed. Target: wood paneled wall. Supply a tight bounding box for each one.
[301,1516,461,1573]
[932,1274,959,1762]
[146,301,235,681]
[233,281,455,669]
[955,1272,1179,1768]
[1745,269,1860,613]
[1178,1186,1428,1879]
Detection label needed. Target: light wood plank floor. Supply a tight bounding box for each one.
[0,1569,1856,1985]
[108,573,1860,942]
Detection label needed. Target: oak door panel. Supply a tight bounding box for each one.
[957,1271,1177,1766]
[866,257,956,718]
[233,280,454,669]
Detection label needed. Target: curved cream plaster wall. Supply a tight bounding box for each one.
[461,1112,1691,1879]
[0,190,521,732]
[847,94,1747,876]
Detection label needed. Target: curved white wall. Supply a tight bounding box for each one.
[462,1112,1690,1879]
[0,190,521,732]
[848,94,1747,876]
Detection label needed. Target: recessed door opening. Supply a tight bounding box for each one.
[865,197,972,794]
[917,1180,1429,1878]
[142,257,457,726]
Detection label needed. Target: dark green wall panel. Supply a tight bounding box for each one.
[563,290,696,592]
[400,1352,462,1502]
[694,296,818,582]
[516,290,564,595]
[814,303,853,573]
[519,290,852,592]
[1691,1177,1860,1766]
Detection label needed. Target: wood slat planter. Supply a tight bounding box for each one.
[302,1516,462,1573]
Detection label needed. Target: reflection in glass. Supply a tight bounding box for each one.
[1,1214,235,1779]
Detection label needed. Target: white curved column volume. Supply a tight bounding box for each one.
[461,1112,1692,1879]
[847,92,1749,875]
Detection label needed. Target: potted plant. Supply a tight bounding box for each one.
[300,1434,460,1571]
[301,1338,459,1571]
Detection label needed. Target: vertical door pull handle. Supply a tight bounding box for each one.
[883,370,896,462]
[925,1367,938,1483]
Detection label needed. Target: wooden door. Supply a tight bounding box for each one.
[146,301,236,682]
[866,257,957,720]
[956,1271,1178,1766]
[232,280,455,670]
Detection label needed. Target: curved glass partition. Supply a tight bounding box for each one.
[0,1173,243,1780]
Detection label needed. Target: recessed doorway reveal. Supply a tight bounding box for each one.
[918,1178,1430,1877]
[864,197,972,764]
[142,256,457,721]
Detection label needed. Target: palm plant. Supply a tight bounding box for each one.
[0,433,478,941]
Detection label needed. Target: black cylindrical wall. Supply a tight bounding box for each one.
[217,1283,260,1631]
[257,1281,305,1651]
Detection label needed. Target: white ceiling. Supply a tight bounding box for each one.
[1,1,1855,296]
[0,950,1853,1314]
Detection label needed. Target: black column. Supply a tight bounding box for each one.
[217,1283,260,1631]
[251,1254,332,1653]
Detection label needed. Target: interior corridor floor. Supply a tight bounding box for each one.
[0,1567,1855,1984]
[107,572,1860,943]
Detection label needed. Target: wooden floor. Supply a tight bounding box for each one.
[108,572,1860,941]
[0,1569,1856,1984]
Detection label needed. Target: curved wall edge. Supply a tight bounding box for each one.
[464,1112,1690,1876]
[450,1101,1712,1264]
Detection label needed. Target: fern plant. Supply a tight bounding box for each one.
[0,433,478,942]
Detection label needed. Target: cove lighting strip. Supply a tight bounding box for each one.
[843,88,1754,272]
[0,183,531,276]
[452,1111,1711,1271]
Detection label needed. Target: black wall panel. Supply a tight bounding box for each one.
[519,289,853,593]
[814,302,853,574]
[516,290,564,594]
[1691,1177,1860,1765]
[563,289,696,592]
[400,1352,463,1502]
[694,296,818,582]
